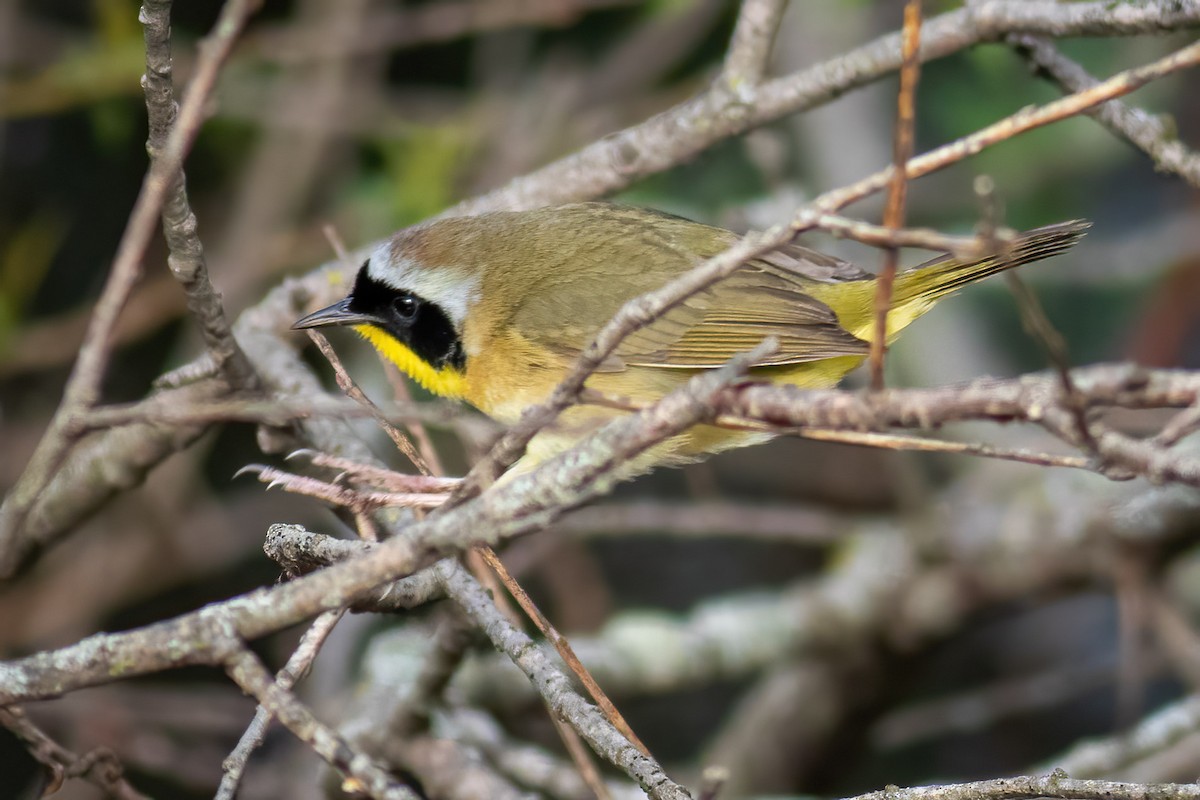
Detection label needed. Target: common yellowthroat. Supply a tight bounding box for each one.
[294,203,1088,475]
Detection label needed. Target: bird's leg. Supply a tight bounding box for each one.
[288,451,462,494]
[238,461,454,511]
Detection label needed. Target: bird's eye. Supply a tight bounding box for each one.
[392,294,419,321]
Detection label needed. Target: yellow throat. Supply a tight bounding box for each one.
[353,323,468,399]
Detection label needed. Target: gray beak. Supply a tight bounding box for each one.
[292,298,376,330]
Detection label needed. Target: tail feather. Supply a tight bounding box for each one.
[894,220,1091,305]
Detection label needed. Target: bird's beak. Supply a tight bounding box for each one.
[292,298,376,330]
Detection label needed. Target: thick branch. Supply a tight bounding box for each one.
[845,774,1200,800]
[721,365,1198,430]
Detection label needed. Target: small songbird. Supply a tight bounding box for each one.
[294,202,1088,476]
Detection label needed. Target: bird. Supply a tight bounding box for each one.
[294,202,1088,477]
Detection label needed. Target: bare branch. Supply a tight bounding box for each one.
[224,647,419,800]
[476,544,651,756]
[306,329,433,476]
[141,0,257,389]
[443,708,645,800]
[721,0,788,91]
[240,464,449,510]
[435,559,692,800]
[262,524,444,613]
[871,0,922,390]
[1012,34,1200,188]
[810,213,996,258]
[76,393,475,430]
[843,774,1200,800]
[217,610,344,800]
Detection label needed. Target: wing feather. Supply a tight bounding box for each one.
[617,259,868,369]
[504,205,870,371]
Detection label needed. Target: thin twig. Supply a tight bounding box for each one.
[384,363,448,476]
[812,213,993,258]
[435,559,691,800]
[819,38,1200,213]
[241,464,449,510]
[788,428,1092,470]
[717,365,1195,431]
[224,647,420,800]
[548,712,616,800]
[871,0,923,390]
[476,545,652,757]
[1003,271,1100,454]
[289,452,459,493]
[975,169,1097,457]
[217,609,345,800]
[1156,404,1200,448]
[307,330,434,476]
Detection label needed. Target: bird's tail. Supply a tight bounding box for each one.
[893,220,1091,307]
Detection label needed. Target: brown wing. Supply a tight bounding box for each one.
[615,254,869,369]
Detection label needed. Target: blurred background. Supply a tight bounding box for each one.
[1,1,1199,798]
